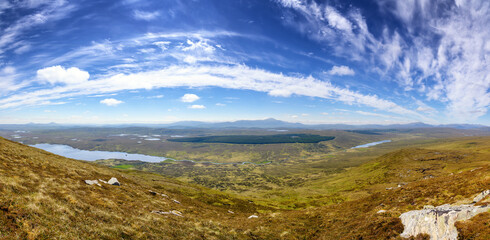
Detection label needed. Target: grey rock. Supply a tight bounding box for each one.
[172,199,181,204]
[108,177,120,186]
[400,204,490,240]
[472,189,489,203]
[248,214,258,219]
[152,210,183,217]
[377,210,387,214]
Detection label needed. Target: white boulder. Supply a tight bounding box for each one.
[108,177,120,186]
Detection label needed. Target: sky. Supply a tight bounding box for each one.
[0,0,489,125]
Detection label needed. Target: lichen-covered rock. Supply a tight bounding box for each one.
[400,204,490,240]
[472,189,489,203]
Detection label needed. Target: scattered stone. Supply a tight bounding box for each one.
[399,204,490,240]
[172,199,181,204]
[386,187,393,190]
[152,210,183,217]
[470,167,482,172]
[108,177,120,186]
[472,189,490,203]
[248,214,258,219]
[377,210,386,214]
[149,190,169,198]
[228,210,235,214]
[423,175,434,179]
[84,180,101,186]
[98,179,108,184]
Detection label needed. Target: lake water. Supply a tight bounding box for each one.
[351,140,391,149]
[31,143,168,162]
[31,143,270,165]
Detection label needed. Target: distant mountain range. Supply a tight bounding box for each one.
[1,118,488,130]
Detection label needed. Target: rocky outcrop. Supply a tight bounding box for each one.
[400,203,489,240]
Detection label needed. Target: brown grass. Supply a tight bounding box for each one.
[0,136,488,239]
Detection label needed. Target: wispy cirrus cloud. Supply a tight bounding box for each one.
[274,0,490,121]
[133,10,160,21]
[0,0,76,57]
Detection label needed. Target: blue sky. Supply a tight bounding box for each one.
[0,0,489,125]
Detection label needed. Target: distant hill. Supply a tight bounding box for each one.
[1,119,488,130]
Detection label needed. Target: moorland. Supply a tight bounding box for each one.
[0,123,489,239]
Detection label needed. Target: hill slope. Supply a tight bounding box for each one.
[1,136,489,239]
[0,137,272,239]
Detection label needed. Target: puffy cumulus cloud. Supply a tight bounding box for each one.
[100,98,123,106]
[37,66,90,85]
[0,65,430,122]
[327,65,355,76]
[180,93,200,103]
[188,104,205,109]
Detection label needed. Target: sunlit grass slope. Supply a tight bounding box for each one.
[0,137,271,239]
[1,136,489,239]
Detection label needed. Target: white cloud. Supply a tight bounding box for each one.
[153,41,171,51]
[180,93,200,103]
[216,103,226,106]
[0,65,431,122]
[188,104,205,109]
[133,10,160,21]
[327,65,355,76]
[181,39,215,54]
[0,0,75,58]
[276,0,490,121]
[415,100,436,113]
[148,95,164,99]
[324,6,352,32]
[100,98,123,106]
[37,66,90,85]
[355,111,392,118]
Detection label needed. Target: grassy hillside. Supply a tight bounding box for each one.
[1,136,489,239]
[0,137,273,239]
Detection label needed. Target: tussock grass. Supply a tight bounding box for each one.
[1,136,488,239]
